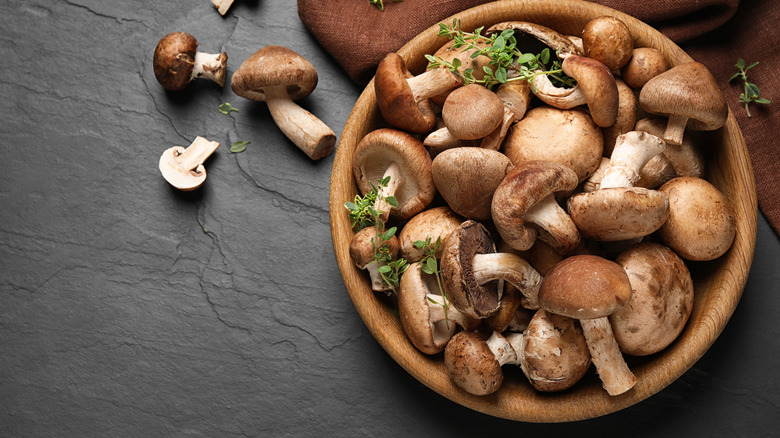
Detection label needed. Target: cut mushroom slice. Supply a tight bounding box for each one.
[153,32,227,90]
[399,262,478,354]
[158,136,220,191]
[611,242,694,356]
[348,226,400,293]
[352,129,436,222]
[491,160,581,254]
[444,330,523,396]
[440,220,543,319]
[375,52,462,134]
[639,62,728,146]
[538,255,636,396]
[211,0,235,15]
[231,46,336,160]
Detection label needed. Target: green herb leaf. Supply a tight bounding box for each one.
[218,102,239,115]
[731,58,771,117]
[230,140,250,153]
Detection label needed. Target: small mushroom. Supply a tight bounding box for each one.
[503,107,603,183]
[444,330,522,396]
[375,52,462,134]
[424,84,506,148]
[520,309,591,392]
[231,46,336,160]
[611,242,694,356]
[620,47,669,90]
[581,16,634,71]
[158,136,220,191]
[211,0,235,15]
[153,32,227,91]
[352,129,436,222]
[538,255,636,396]
[658,177,736,261]
[560,55,619,127]
[491,160,581,254]
[349,226,400,293]
[639,62,728,146]
[432,147,513,221]
[440,220,543,319]
[398,262,479,354]
[427,38,493,106]
[398,206,463,263]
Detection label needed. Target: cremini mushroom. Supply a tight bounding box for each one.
[611,242,694,356]
[491,161,581,254]
[503,107,603,183]
[211,0,235,15]
[231,45,336,160]
[639,62,728,146]
[602,79,638,157]
[432,147,513,221]
[424,84,506,149]
[620,47,669,90]
[427,38,493,106]
[635,117,706,180]
[560,55,619,127]
[153,32,227,91]
[538,255,636,396]
[348,226,400,293]
[398,262,478,354]
[658,176,736,261]
[440,220,543,319]
[375,52,462,134]
[398,206,463,262]
[444,330,522,396]
[581,16,634,71]
[487,21,581,59]
[158,136,220,191]
[352,129,436,222]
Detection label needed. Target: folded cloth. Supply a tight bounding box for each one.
[298,0,779,236]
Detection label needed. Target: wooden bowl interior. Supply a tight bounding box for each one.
[329,0,757,422]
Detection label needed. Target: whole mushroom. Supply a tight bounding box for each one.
[620,47,669,90]
[398,206,463,263]
[581,16,634,71]
[231,45,336,160]
[445,330,522,396]
[153,32,227,91]
[348,226,400,293]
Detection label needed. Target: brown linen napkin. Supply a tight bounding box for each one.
[298,0,779,235]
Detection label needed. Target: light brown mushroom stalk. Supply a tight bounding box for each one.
[600,131,666,189]
[407,67,464,103]
[426,294,475,331]
[374,161,402,223]
[211,0,234,15]
[523,193,581,248]
[158,136,220,191]
[486,330,522,366]
[579,318,636,395]
[469,252,543,309]
[192,51,228,86]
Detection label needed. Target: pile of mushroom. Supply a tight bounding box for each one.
[347,16,735,397]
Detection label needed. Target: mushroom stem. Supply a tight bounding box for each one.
[374,161,403,221]
[600,131,666,189]
[365,261,391,292]
[471,252,542,309]
[263,86,337,160]
[579,317,636,396]
[407,67,463,103]
[426,294,476,331]
[211,0,235,15]
[663,114,688,146]
[486,331,521,366]
[192,51,227,87]
[174,136,220,171]
[423,127,460,149]
[524,193,581,254]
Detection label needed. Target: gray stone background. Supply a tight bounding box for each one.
[1,1,778,436]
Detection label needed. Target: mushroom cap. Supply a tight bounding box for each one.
[610,242,694,356]
[352,129,436,220]
[441,84,505,140]
[374,52,437,134]
[538,255,632,320]
[440,220,500,319]
[348,226,400,269]
[560,55,619,128]
[153,32,198,91]
[491,160,580,252]
[428,38,493,106]
[444,330,504,396]
[398,206,463,262]
[620,47,669,90]
[639,62,728,131]
[602,79,638,157]
[398,262,457,355]
[581,16,634,71]
[432,147,513,220]
[503,107,603,183]
[567,187,670,241]
[520,309,591,392]
[231,45,318,102]
[658,176,736,261]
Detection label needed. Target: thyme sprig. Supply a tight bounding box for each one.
[729,58,771,117]
[425,19,575,90]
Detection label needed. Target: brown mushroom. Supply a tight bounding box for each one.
[491,161,581,254]
[432,147,513,221]
[611,242,694,356]
[424,84,506,148]
[602,79,638,157]
[158,136,220,191]
[620,47,669,90]
[349,226,400,293]
[352,129,436,222]
[375,52,462,134]
[231,46,336,160]
[427,38,493,106]
[398,206,463,263]
[560,55,619,127]
[658,177,736,261]
[444,330,522,396]
[639,62,728,146]
[153,32,227,91]
[538,255,636,396]
[581,16,634,71]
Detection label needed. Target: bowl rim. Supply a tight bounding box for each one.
[329,0,758,422]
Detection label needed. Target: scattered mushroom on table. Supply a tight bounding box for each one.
[159,136,220,191]
[153,32,227,91]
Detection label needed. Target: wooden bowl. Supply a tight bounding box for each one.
[329,0,757,422]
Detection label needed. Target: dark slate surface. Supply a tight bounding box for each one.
[1,2,778,437]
